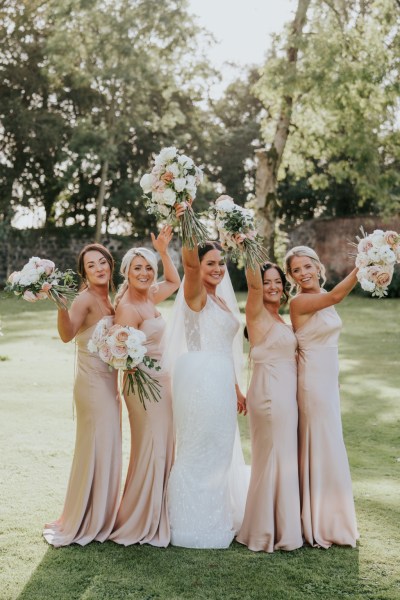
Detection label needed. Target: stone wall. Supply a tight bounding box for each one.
[0,228,181,286]
[287,215,400,282]
[1,215,399,286]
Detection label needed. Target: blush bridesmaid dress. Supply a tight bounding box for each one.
[43,315,122,547]
[295,306,359,548]
[110,315,174,547]
[236,320,303,552]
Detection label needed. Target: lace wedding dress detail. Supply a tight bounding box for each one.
[168,296,241,548]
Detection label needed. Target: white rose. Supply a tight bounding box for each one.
[378,245,396,265]
[360,278,375,292]
[216,200,235,213]
[140,173,155,193]
[185,185,197,199]
[186,175,196,188]
[158,204,171,217]
[178,154,194,169]
[167,162,180,177]
[162,188,177,206]
[355,253,369,269]
[369,231,385,247]
[367,247,381,263]
[174,177,187,193]
[156,147,177,165]
[152,192,165,206]
[19,268,41,286]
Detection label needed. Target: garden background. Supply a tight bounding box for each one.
[1,1,399,598]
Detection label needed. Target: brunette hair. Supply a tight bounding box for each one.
[284,245,326,294]
[261,262,289,305]
[77,243,115,291]
[244,262,288,340]
[198,241,223,262]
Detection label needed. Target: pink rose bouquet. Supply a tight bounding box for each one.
[88,319,161,409]
[5,257,77,309]
[353,227,399,298]
[140,146,208,249]
[209,195,269,270]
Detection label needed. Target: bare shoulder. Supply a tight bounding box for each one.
[71,289,93,311]
[115,302,140,327]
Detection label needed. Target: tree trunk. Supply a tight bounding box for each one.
[95,158,109,242]
[255,0,311,259]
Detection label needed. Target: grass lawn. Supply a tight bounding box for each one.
[0,293,399,600]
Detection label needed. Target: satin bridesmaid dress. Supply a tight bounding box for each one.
[237,320,303,552]
[110,315,174,547]
[295,306,359,548]
[43,315,122,547]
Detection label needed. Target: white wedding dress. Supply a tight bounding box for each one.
[168,295,248,548]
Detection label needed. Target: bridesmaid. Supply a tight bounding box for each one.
[236,263,303,553]
[109,225,180,547]
[43,243,121,547]
[284,245,359,548]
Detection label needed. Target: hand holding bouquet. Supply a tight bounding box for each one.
[353,228,400,298]
[5,257,77,309]
[140,146,208,249]
[88,319,161,410]
[209,195,269,270]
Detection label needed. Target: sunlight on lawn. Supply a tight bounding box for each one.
[1,294,399,600]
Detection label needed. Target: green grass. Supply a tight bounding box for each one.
[0,294,399,600]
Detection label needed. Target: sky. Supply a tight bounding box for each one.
[188,0,295,87]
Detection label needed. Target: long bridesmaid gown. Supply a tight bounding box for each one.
[237,320,303,552]
[43,315,122,547]
[295,305,359,548]
[110,315,174,547]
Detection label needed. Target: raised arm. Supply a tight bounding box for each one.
[245,266,275,347]
[150,225,181,304]
[175,202,206,311]
[290,268,358,329]
[182,244,207,311]
[57,293,91,343]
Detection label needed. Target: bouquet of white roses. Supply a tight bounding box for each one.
[353,228,400,298]
[140,146,208,248]
[88,319,161,410]
[209,195,269,270]
[5,257,77,309]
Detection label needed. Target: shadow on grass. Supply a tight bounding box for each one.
[17,541,360,600]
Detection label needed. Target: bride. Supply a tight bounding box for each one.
[165,206,249,548]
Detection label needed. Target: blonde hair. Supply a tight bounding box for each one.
[114,247,158,309]
[284,245,327,294]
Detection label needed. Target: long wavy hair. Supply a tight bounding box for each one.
[77,243,115,291]
[114,247,158,309]
[284,245,327,294]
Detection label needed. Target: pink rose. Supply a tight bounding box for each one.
[367,266,381,283]
[99,344,112,364]
[383,231,399,248]
[36,291,48,300]
[110,344,129,359]
[358,238,373,254]
[161,172,174,183]
[375,269,393,288]
[8,271,20,284]
[23,290,38,303]
[38,259,55,276]
[115,329,129,344]
[41,282,52,292]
